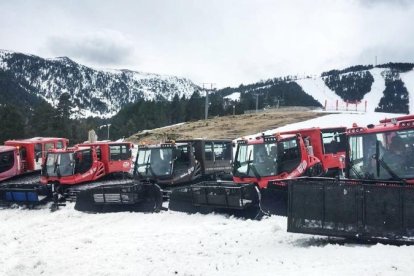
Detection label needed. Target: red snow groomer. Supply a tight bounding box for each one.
[286,114,414,242]
[0,137,69,204]
[40,142,135,206]
[41,141,133,187]
[169,127,346,218]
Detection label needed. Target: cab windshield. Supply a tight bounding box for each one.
[348,129,414,180]
[44,149,93,177]
[0,150,15,174]
[136,147,173,177]
[45,152,74,177]
[234,138,301,178]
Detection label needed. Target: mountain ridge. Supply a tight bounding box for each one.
[1,49,413,120]
[0,50,200,118]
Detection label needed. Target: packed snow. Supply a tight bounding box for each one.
[1,111,413,276]
[400,70,414,114]
[244,111,402,139]
[295,68,414,113]
[295,77,342,107]
[361,68,387,112]
[1,205,413,276]
[224,92,241,102]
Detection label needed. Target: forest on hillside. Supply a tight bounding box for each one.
[1,63,413,144]
[0,76,320,143]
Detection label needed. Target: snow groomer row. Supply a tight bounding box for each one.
[2,114,414,242]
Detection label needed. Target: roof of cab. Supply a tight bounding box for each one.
[0,145,17,153]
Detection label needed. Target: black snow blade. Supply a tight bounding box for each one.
[74,182,163,213]
[0,183,51,206]
[260,180,288,217]
[287,177,414,243]
[168,181,264,220]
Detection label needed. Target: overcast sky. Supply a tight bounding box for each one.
[1,0,413,87]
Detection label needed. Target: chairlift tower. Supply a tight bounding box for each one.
[203,83,216,120]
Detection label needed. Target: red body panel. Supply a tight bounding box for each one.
[0,146,19,182]
[0,138,68,182]
[233,127,346,189]
[278,127,346,172]
[41,142,133,186]
[347,114,414,183]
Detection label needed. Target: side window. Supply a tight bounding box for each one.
[110,145,121,160]
[176,145,190,165]
[109,144,131,161]
[213,142,232,161]
[0,151,15,173]
[57,141,64,149]
[322,129,347,154]
[120,144,131,160]
[19,147,27,159]
[34,143,42,159]
[279,139,300,161]
[96,148,102,161]
[45,143,55,151]
[222,142,232,160]
[349,136,364,162]
[205,142,214,161]
[75,149,93,174]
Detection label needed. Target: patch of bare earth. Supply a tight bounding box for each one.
[127,110,326,144]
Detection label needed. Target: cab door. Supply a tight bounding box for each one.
[212,141,233,173]
[34,143,43,170]
[203,141,233,175]
[108,144,132,173]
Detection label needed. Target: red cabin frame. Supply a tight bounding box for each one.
[41,142,133,186]
[233,127,346,189]
[0,137,69,182]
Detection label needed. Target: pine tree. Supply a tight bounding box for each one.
[0,105,25,143]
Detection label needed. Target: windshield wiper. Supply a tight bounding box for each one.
[246,150,253,177]
[378,158,406,183]
[144,154,158,179]
[249,163,261,179]
[54,160,61,177]
[348,160,363,179]
[375,140,406,183]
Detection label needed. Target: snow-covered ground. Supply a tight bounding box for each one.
[244,111,403,139]
[1,112,413,276]
[1,204,413,276]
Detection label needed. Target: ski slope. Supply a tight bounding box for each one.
[297,68,413,113]
[295,77,342,106]
[400,70,414,114]
[0,112,413,276]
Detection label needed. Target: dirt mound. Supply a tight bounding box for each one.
[127,110,325,144]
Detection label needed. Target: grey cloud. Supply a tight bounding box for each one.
[357,45,414,66]
[359,0,413,7]
[46,31,135,65]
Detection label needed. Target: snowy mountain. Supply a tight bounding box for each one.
[0,50,200,118]
[1,48,412,118]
